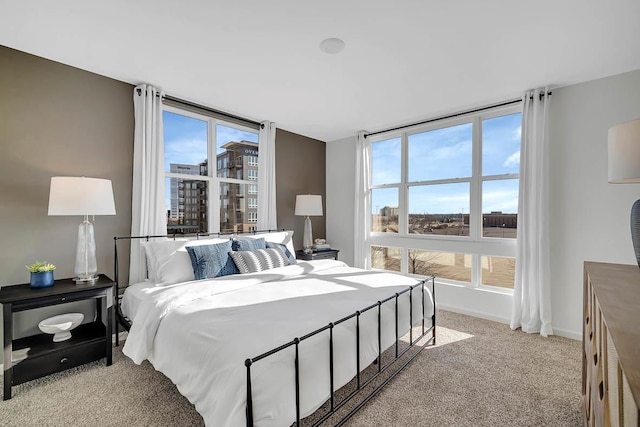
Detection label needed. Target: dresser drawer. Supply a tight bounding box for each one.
[12,339,106,385]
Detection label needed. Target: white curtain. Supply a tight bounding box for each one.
[511,87,553,337]
[257,121,277,230]
[353,131,370,268]
[129,84,166,284]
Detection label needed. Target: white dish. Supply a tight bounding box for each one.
[38,313,84,342]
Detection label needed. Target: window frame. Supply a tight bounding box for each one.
[366,104,521,291]
[163,104,260,234]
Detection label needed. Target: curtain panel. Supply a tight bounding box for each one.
[129,84,166,284]
[257,121,277,230]
[511,87,553,337]
[353,131,370,269]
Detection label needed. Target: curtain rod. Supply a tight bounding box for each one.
[365,91,552,138]
[135,88,263,128]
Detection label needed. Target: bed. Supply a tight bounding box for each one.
[114,231,436,426]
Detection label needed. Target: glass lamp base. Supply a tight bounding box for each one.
[303,216,313,251]
[73,275,99,285]
[74,217,98,282]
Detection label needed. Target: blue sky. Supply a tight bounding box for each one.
[163,111,259,172]
[371,113,521,214]
[163,111,259,209]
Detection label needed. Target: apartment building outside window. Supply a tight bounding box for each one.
[368,105,521,289]
[163,106,259,234]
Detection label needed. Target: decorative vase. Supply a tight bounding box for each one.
[30,271,54,288]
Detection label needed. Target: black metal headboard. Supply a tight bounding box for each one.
[113,228,287,291]
[112,229,288,344]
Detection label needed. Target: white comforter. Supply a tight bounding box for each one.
[123,260,434,427]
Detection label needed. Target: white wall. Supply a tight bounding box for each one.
[327,68,640,339]
[548,69,640,337]
[326,136,357,267]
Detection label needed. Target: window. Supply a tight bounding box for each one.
[163,107,259,234]
[371,246,401,272]
[248,198,257,209]
[248,211,257,223]
[248,169,258,181]
[248,155,258,166]
[367,107,521,289]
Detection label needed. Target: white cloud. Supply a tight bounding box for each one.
[165,137,208,167]
[430,141,472,160]
[482,188,519,213]
[503,151,520,169]
[513,125,521,140]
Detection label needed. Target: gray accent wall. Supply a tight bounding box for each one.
[0,46,328,364]
[275,129,327,251]
[0,46,135,362]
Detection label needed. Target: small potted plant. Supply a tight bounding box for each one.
[26,262,56,288]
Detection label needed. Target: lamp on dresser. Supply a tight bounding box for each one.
[48,176,116,283]
[295,194,323,253]
[608,118,640,268]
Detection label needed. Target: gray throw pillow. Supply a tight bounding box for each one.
[266,241,297,264]
[229,248,291,274]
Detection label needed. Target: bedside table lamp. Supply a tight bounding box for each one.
[48,177,116,283]
[608,118,640,267]
[295,195,323,252]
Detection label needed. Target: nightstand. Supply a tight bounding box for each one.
[296,249,340,261]
[0,275,114,400]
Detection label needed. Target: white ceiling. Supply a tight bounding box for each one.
[1,0,640,142]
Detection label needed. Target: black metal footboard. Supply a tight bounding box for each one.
[244,276,436,427]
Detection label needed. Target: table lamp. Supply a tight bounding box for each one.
[295,195,323,253]
[48,177,116,283]
[608,118,640,267]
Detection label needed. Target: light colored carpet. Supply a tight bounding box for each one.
[0,311,582,426]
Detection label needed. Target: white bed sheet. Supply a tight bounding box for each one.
[122,260,434,427]
[121,280,192,320]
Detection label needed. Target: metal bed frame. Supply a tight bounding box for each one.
[112,230,436,426]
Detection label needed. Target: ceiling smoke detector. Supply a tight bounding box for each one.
[319,38,346,54]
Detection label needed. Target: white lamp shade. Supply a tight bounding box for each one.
[295,195,323,216]
[48,177,116,216]
[608,118,640,183]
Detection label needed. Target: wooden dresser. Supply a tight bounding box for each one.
[583,262,640,427]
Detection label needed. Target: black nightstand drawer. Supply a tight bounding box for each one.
[13,339,106,385]
[296,249,340,261]
[311,251,338,260]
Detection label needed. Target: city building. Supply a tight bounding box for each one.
[216,140,259,233]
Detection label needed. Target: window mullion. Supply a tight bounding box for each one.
[470,116,483,242]
[399,132,408,237]
[400,132,409,273]
[472,253,481,288]
[208,118,218,233]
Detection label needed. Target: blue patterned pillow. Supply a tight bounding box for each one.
[266,241,297,264]
[186,240,238,279]
[232,238,266,251]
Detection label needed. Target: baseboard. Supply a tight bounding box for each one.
[440,304,581,341]
[551,327,581,341]
[437,304,510,325]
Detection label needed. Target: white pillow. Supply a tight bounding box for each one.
[141,238,231,285]
[241,231,295,255]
